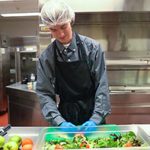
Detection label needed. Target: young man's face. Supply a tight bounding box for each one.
[49,22,73,44]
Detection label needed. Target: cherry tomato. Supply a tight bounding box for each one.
[22,144,33,150]
[22,138,33,147]
[55,144,63,150]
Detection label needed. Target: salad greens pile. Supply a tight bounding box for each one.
[42,131,146,149]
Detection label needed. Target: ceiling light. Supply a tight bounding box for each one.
[1,12,41,17]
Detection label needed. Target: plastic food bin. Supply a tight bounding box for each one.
[34,125,150,150]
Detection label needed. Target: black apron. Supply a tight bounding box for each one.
[54,33,95,125]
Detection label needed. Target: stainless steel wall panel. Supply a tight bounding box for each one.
[74,12,150,55]
[0,83,3,102]
[106,93,150,124]
[10,36,38,47]
[0,51,2,83]
[0,47,10,111]
[7,85,49,126]
[75,13,150,25]
[108,69,150,86]
[107,114,150,124]
[2,48,10,86]
[0,61,3,83]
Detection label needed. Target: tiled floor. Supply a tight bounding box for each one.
[0,112,8,126]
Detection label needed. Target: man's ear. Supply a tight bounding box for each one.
[71,20,75,26]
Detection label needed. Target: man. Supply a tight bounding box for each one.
[36,0,111,130]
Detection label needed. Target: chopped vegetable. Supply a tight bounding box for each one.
[42,131,145,149]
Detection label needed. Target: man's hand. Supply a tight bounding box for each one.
[80,120,97,132]
[60,122,77,132]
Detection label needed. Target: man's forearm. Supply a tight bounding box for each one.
[36,90,65,126]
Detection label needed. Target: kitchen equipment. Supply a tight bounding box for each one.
[35,125,150,150]
[0,35,10,113]
[0,124,11,136]
[9,37,37,84]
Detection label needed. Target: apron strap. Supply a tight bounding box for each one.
[75,33,95,87]
[75,33,88,63]
[53,33,88,63]
[53,40,66,62]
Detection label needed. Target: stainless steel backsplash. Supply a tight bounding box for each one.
[74,12,150,53]
[73,12,150,88]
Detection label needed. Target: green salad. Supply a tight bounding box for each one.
[43,131,146,149]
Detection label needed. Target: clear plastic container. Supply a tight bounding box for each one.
[34,125,150,150]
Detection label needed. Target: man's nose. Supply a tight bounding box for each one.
[59,31,65,37]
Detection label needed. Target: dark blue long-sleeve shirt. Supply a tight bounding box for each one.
[36,33,111,126]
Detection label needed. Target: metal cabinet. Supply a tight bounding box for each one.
[106,93,150,124]
[6,84,49,126]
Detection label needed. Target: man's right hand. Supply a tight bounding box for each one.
[80,120,97,132]
[60,122,77,132]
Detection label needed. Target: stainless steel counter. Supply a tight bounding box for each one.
[107,92,150,124]
[2,124,150,138]
[1,124,150,150]
[6,82,150,125]
[6,82,49,126]
[6,82,35,94]
[140,125,150,136]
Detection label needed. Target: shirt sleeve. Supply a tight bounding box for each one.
[36,53,65,126]
[90,44,111,125]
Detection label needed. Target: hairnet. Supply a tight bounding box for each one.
[41,0,75,27]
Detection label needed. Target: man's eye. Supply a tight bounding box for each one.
[61,25,67,30]
[50,28,56,32]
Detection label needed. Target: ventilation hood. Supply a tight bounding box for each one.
[0,0,149,17]
[39,0,150,12]
[64,0,150,13]
[0,0,38,14]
